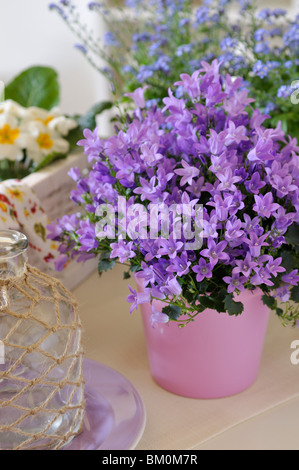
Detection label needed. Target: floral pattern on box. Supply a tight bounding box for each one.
[0,179,59,266]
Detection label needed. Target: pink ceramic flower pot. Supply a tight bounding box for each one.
[136,278,270,399]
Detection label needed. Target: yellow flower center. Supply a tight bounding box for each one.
[36,115,54,126]
[37,133,53,150]
[0,124,19,145]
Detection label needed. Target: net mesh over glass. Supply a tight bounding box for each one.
[0,265,85,450]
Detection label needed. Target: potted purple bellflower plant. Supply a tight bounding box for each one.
[48,63,299,398]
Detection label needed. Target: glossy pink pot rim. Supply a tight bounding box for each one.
[135,277,270,399]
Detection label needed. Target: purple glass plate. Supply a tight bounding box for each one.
[64,358,146,451]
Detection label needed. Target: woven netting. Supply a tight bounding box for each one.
[0,265,85,450]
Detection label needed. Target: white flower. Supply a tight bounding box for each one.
[0,100,26,119]
[0,114,27,161]
[0,101,75,165]
[22,106,77,135]
[21,106,58,125]
[48,115,78,136]
[22,120,70,163]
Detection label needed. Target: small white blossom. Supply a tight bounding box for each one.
[0,100,76,164]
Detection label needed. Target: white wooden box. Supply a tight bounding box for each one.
[22,151,98,290]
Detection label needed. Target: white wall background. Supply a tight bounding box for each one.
[259,0,297,12]
[0,0,110,116]
[0,0,298,118]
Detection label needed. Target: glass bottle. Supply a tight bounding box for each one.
[0,230,84,450]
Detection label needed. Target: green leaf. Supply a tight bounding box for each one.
[285,225,299,247]
[0,157,33,181]
[280,249,297,271]
[213,299,226,314]
[195,304,206,314]
[270,112,294,130]
[98,258,116,276]
[123,271,131,280]
[280,120,288,134]
[32,152,66,172]
[66,125,84,150]
[290,285,299,303]
[5,66,60,109]
[224,294,244,316]
[212,288,227,313]
[276,308,284,317]
[200,296,216,310]
[184,289,198,305]
[162,305,182,321]
[98,251,115,276]
[197,281,209,294]
[129,265,139,274]
[78,101,113,131]
[261,294,276,309]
